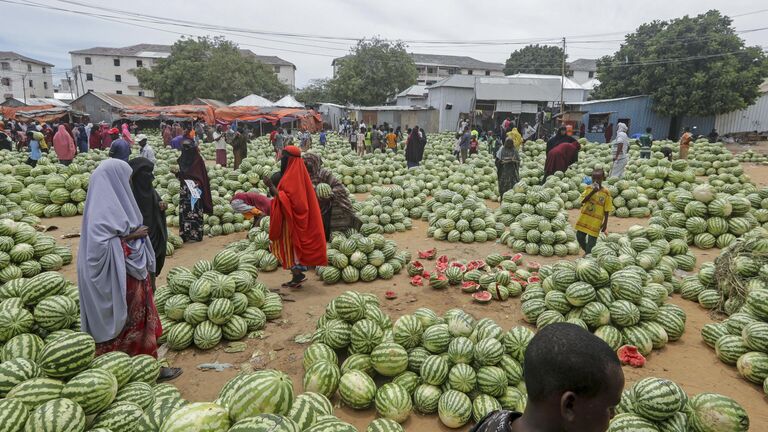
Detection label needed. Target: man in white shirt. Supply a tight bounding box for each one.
[609,122,630,178]
[136,134,156,164]
[523,122,536,141]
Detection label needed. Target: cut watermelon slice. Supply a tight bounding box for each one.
[511,253,524,264]
[461,281,479,293]
[617,345,646,368]
[526,261,541,272]
[384,291,397,299]
[410,276,424,286]
[418,248,437,260]
[472,291,492,303]
[527,276,541,284]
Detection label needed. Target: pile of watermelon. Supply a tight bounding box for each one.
[497,184,579,256]
[688,140,747,177]
[0,218,73,283]
[303,291,530,429]
[736,150,768,163]
[155,248,283,351]
[436,156,499,201]
[354,184,423,234]
[540,172,584,209]
[320,149,408,194]
[425,190,501,244]
[609,376,749,432]
[224,217,281,272]
[318,230,410,284]
[0,331,182,432]
[605,178,654,219]
[522,249,688,358]
[632,157,697,201]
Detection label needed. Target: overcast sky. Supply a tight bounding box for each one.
[2,0,767,88]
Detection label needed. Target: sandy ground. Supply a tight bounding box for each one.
[44,166,768,431]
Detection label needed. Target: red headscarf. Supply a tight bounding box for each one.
[269,145,327,269]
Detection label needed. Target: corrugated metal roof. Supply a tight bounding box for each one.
[333,53,504,71]
[351,105,434,111]
[3,97,68,107]
[571,95,649,106]
[397,85,428,98]
[506,74,585,90]
[0,51,54,66]
[568,58,597,72]
[427,75,476,89]
[230,94,273,107]
[75,92,154,108]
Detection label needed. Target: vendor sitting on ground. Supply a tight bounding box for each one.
[230,191,272,224]
[303,152,362,240]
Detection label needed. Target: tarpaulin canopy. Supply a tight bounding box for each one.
[213,106,322,132]
[0,105,85,123]
[120,105,215,124]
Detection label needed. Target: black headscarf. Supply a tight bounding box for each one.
[128,157,167,275]
[177,140,213,214]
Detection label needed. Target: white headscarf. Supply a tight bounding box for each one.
[77,159,155,342]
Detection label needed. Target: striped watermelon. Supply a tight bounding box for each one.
[303,361,341,399]
[91,401,145,431]
[213,249,240,274]
[447,363,476,393]
[392,315,424,349]
[715,335,749,365]
[474,337,504,366]
[262,292,283,320]
[89,351,133,388]
[422,323,451,353]
[242,307,266,331]
[499,355,523,385]
[0,398,28,432]
[476,366,507,398]
[338,370,376,409]
[609,300,641,327]
[33,295,77,331]
[736,351,768,384]
[166,322,195,350]
[654,306,686,341]
[374,383,412,423]
[183,302,209,325]
[335,291,367,322]
[367,418,405,432]
[222,315,248,341]
[288,392,332,430]
[61,368,118,415]
[503,327,534,362]
[138,398,186,432]
[420,355,450,386]
[447,336,474,364]
[302,343,338,370]
[743,322,768,352]
[438,390,472,428]
[622,326,653,356]
[207,298,234,325]
[1,333,43,362]
[224,370,295,421]
[194,321,222,350]
[20,272,66,305]
[228,414,300,432]
[131,354,160,384]
[392,371,421,394]
[7,377,64,409]
[314,319,351,350]
[687,393,749,432]
[472,393,502,423]
[115,381,155,410]
[608,413,659,431]
[630,377,687,421]
[0,306,34,342]
[413,383,442,414]
[341,353,374,376]
[350,319,384,354]
[159,402,231,432]
[37,331,94,379]
[702,323,730,348]
[370,342,409,376]
[23,398,85,432]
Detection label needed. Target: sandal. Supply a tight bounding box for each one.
[157,367,183,382]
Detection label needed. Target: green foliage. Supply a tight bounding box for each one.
[503,44,565,75]
[135,36,288,105]
[593,10,768,117]
[295,79,336,105]
[329,38,418,106]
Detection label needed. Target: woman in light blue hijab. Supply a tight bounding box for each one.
[78,159,181,380]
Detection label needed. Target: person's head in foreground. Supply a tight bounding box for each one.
[475,323,624,432]
[661,147,673,161]
[136,134,148,147]
[591,167,606,188]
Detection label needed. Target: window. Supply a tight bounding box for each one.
[138,91,144,97]
[467,70,473,75]
[27,64,32,72]
[136,59,143,68]
[447,68,458,75]
[426,81,436,85]
[28,80,33,87]
[427,67,436,74]
[113,58,120,66]
[42,67,46,73]
[115,75,122,82]
[0,62,9,70]
[43,82,48,89]
[1,78,10,86]
[116,90,123,94]
[588,71,595,78]
[273,65,280,73]
[485,70,491,76]
[86,73,93,81]
[84,57,92,65]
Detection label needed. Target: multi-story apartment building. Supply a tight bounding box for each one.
[0,51,54,100]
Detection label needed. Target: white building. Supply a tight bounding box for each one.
[567,58,597,85]
[332,53,505,86]
[0,51,54,100]
[70,44,297,97]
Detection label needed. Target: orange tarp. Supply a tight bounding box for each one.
[1,105,56,120]
[213,107,323,132]
[120,105,215,124]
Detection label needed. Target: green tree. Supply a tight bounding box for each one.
[503,44,565,75]
[295,79,336,105]
[135,36,288,105]
[329,38,417,105]
[593,10,768,137]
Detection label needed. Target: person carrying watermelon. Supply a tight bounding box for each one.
[303,152,361,240]
[471,323,624,432]
[574,167,613,255]
[263,145,328,288]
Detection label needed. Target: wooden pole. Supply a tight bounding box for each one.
[560,38,566,119]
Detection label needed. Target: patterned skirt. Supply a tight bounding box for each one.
[215,148,227,166]
[179,185,203,242]
[95,275,162,358]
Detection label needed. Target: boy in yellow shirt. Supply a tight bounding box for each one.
[575,167,613,255]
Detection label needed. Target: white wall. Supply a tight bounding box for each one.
[274,66,296,91]
[0,58,53,99]
[570,70,594,85]
[71,53,159,97]
[416,66,504,85]
[427,86,474,132]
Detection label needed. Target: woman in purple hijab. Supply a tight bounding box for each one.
[78,159,181,380]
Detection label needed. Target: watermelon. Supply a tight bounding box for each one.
[338,370,376,409]
[370,342,408,376]
[37,331,94,379]
[91,401,144,431]
[303,361,341,399]
[367,418,405,432]
[159,402,231,432]
[420,355,450,386]
[472,393,502,423]
[23,398,86,432]
[413,383,442,414]
[224,370,295,422]
[608,413,660,432]
[630,377,687,421]
[61,368,118,415]
[0,399,28,432]
[302,343,338,370]
[374,383,412,423]
[715,335,749,365]
[687,393,749,432]
[1,333,43,362]
[89,351,133,388]
[447,363,476,393]
[447,336,474,364]
[736,351,768,384]
[438,390,472,428]
[32,295,77,331]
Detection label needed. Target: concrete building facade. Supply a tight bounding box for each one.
[0,51,54,101]
[70,44,297,97]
